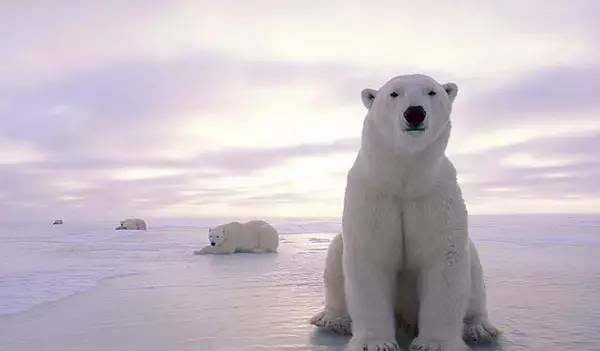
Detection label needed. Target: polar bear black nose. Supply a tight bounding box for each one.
[404,105,426,127]
[211,242,216,246]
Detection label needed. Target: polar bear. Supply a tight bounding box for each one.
[310,74,498,351]
[115,218,147,230]
[195,220,279,254]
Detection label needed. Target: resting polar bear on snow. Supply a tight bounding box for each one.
[115,218,147,230]
[195,220,279,254]
[311,74,498,351]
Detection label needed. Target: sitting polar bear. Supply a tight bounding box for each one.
[115,218,147,230]
[195,220,279,254]
[310,74,498,351]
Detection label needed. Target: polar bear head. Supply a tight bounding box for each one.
[208,226,226,246]
[361,74,457,154]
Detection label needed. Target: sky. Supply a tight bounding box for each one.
[1,0,600,221]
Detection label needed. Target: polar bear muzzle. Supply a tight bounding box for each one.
[403,105,427,131]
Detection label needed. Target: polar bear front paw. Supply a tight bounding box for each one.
[409,337,468,351]
[310,309,352,335]
[194,246,213,255]
[463,319,499,345]
[347,336,400,351]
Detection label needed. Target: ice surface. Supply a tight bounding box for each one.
[0,215,599,350]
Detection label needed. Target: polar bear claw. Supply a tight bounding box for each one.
[463,319,499,345]
[310,310,352,335]
[409,337,468,351]
[348,338,400,351]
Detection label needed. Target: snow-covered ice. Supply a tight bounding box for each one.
[0,215,599,350]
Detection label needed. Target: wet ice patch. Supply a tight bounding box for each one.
[0,269,135,315]
[309,238,331,243]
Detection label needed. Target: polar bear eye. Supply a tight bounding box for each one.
[428,90,436,96]
[390,92,399,98]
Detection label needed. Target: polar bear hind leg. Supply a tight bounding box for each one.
[310,234,352,335]
[463,240,499,344]
[255,222,279,252]
[311,236,498,344]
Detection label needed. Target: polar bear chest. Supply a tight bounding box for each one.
[401,186,469,269]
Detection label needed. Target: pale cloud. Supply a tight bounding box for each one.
[52,180,94,192]
[453,131,600,215]
[483,187,520,193]
[180,103,362,150]
[111,167,189,181]
[57,195,84,202]
[147,1,598,78]
[468,196,600,215]
[0,138,47,165]
[524,172,576,180]
[501,153,593,169]
[451,116,600,155]
[3,1,597,91]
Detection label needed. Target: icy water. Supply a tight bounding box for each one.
[0,215,599,350]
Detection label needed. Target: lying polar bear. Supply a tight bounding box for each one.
[195,220,279,254]
[310,74,498,351]
[115,218,147,230]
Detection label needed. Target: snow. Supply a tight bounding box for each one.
[1,215,599,350]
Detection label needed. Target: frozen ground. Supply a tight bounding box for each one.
[0,215,599,351]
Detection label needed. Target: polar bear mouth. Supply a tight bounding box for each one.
[404,127,426,132]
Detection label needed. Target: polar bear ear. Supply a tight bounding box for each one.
[361,88,377,109]
[443,83,458,103]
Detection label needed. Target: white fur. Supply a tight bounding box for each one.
[115,218,146,230]
[311,75,498,351]
[195,220,279,255]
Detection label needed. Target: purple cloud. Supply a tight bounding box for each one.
[457,66,600,132]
